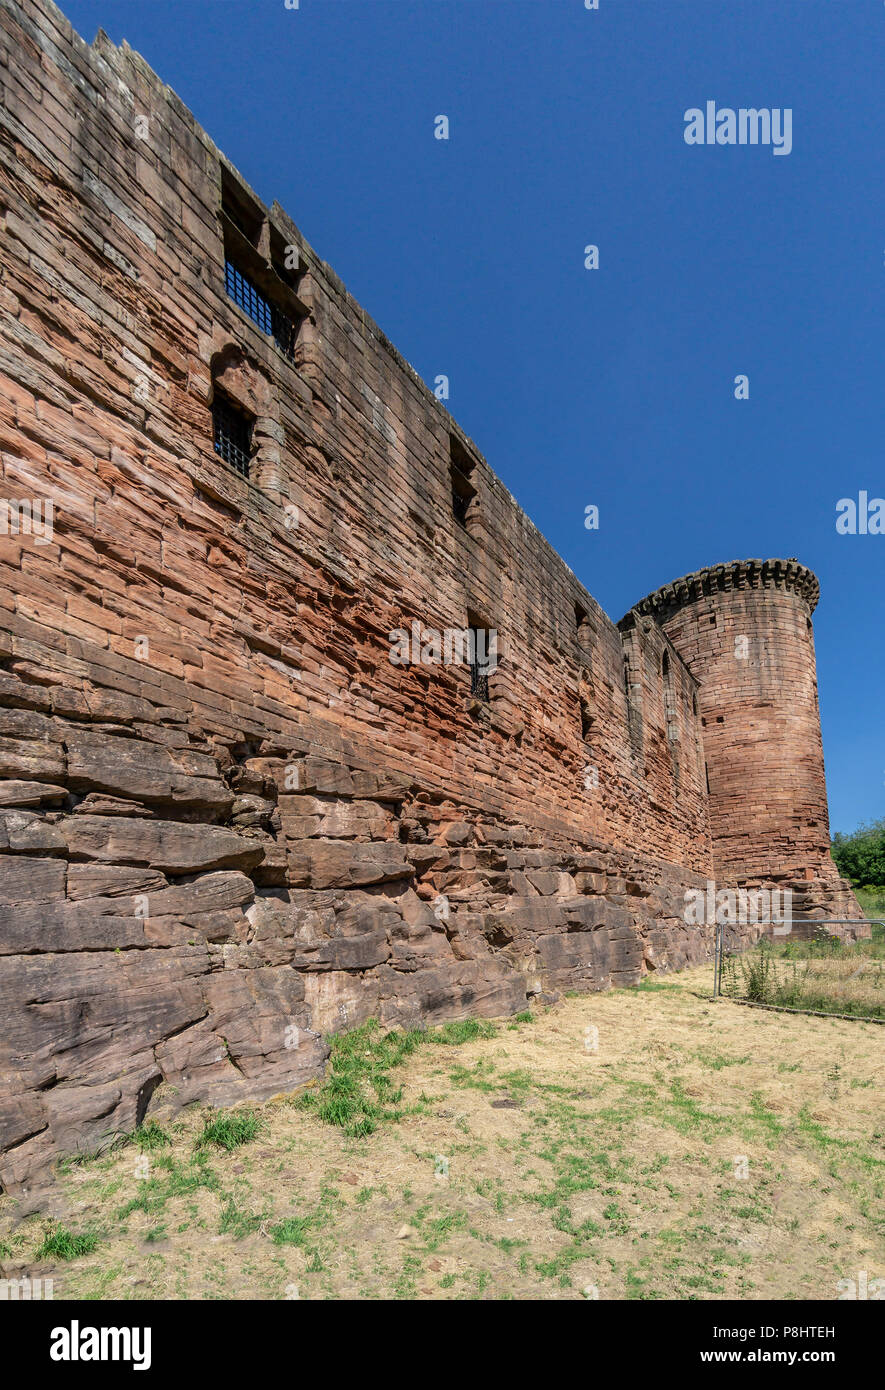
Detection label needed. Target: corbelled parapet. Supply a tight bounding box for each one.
[624,558,820,628]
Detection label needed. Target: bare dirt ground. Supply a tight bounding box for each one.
[1,963,882,1301]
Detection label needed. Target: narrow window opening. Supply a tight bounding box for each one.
[575,601,595,648]
[622,644,643,751]
[579,665,595,740]
[220,173,301,361]
[220,168,263,247]
[270,227,303,293]
[452,487,470,527]
[467,614,493,702]
[705,761,711,794]
[212,392,253,478]
[450,435,477,528]
[693,692,704,786]
[662,650,678,743]
[580,698,593,740]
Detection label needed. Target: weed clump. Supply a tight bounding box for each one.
[35,1225,99,1261]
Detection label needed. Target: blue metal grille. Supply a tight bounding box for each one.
[212,394,252,478]
[224,258,297,359]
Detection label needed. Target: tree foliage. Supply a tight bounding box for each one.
[831,819,885,887]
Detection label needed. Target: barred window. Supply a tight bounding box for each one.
[468,624,491,702]
[212,394,253,478]
[224,258,297,359]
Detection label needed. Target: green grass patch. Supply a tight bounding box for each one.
[116,1157,221,1219]
[427,1019,498,1045]
[296,1019,423,1136]
[196,1111,262,1152]
[297,1013,527,1137]
[135,1121,172,1151]
[35,1225,99,1261]
[270,1215,319,1247]
[219,1195,265,1239]
[269,1188,340,1254]
[855,887,885,923]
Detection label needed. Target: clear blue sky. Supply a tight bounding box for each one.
[60,0,883,836]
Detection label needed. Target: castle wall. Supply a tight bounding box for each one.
[0,0,720,1190]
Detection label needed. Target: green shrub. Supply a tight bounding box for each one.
[832,819,885,887]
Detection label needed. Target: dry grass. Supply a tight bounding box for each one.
[799,955,885,1014]
[721,932,885,1019]
[1,963,882,1301]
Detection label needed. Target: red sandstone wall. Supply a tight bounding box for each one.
[0,0,710,869]
[0,0,724,1190]
[629,561,862,919]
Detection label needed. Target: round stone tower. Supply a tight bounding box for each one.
[628,558,861,917]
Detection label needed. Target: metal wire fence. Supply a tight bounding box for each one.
[713,919,885,1023]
